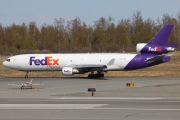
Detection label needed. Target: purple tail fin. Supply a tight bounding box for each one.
[149,25,173,44]
[137,24,178,54]
[148,24,178,48]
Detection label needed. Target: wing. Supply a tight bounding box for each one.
[76,64,107,69]
[67,59,115,73]
[74,64,107,72]
[8,84,22,86]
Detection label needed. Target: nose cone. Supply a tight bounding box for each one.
[2,60,10,68]
[2,61,7,67]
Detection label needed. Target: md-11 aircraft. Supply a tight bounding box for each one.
[8,79,43,89]
[3,25,178,78]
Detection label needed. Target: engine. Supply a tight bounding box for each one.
[62,67,79,75]
[136,43,175,54]
[136,43,146,52]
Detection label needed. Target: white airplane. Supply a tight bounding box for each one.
[8,79,43,89]
[3,25,178,78]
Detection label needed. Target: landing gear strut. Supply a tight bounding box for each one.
[25,71,28,78]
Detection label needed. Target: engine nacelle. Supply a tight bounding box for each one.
[62,67,79,75]
[166,47,175,52]
[136,43,175,54]
[136,43,147,52]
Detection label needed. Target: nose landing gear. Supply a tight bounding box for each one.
[25,71,28,78]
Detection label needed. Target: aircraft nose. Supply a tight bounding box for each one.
[2,61,6,67]
[2,61,9,68]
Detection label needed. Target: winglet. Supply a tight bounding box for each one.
[107,59,115,66]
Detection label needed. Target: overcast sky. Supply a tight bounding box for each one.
[1,0,180,27]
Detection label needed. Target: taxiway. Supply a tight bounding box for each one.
[0,77,180,120]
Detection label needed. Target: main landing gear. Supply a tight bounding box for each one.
[25,71,29,78]
[88,73,104,78]
[88,71,104,78]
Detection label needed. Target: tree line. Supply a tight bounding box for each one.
[0,11,180,55]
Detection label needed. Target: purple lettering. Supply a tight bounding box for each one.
[30,57,35,65]
[41,58,46,65]
[34,59,40,65]
[29,56,59,66]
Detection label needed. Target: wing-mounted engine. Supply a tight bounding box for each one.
[62,67,79,75]
[136,43,177,54]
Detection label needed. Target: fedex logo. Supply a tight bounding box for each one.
[30,56,59,66]
[148,47,162,52]
[64,70,71,73]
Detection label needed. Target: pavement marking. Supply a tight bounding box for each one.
[95,108,180,111]
[0,104,106,109]
[0,104,180,111]
[40,81,122,91]
[49,97,163,100]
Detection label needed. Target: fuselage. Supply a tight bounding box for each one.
[2,53,169,72]
[2,25,176,78]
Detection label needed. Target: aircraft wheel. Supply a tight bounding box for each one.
[95,74,104,78]
[94,74,99,78]
[88,74,104,78]
[100,74,104,77]
[88,74,93,78]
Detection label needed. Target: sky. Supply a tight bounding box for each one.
[1,0,180,27]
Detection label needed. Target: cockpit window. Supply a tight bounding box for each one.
[6,59,10,62]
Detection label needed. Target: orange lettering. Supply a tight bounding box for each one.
[47,56,52,65]
[53,59,59,65]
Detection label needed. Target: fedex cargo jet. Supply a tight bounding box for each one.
[2,25,178,78]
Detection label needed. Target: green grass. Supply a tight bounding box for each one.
[1,51,180,77]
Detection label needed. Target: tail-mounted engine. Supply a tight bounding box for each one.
[136,43,176,54]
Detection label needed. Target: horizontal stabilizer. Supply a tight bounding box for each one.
[145,55,165,64]
[161,43,178,48]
